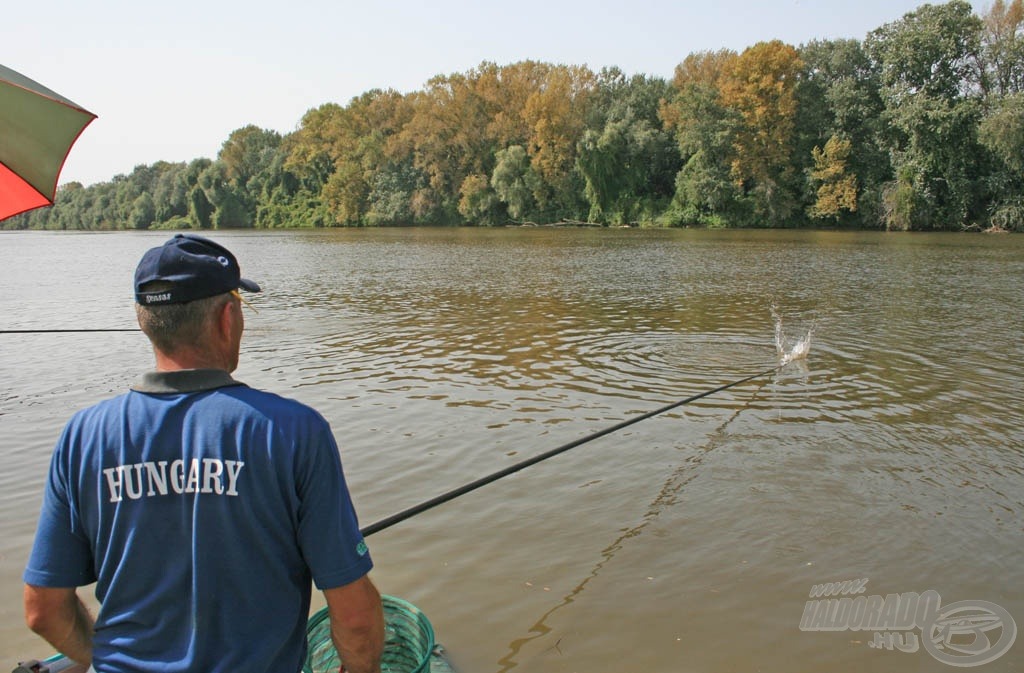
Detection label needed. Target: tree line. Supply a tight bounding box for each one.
[7,0,1024,232]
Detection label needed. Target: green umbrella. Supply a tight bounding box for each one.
[0,64,97,221]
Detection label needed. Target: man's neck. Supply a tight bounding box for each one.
[153,349,233,373]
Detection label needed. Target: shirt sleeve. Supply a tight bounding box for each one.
[23,434,97,588]
[295,416,373,590]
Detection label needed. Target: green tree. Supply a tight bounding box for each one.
[576,69,680,224]
[151,162,190,225]
[457,173,503,225]
[323,160,370,225]
[491,145,540,221]
[977,1,1024,230]
[979,92,1024,230]
[129,192,156,230]
[798,39,888,226]
[866,0,987,229]
[189,185,214,230]
[196,162,251,229]
[867,0,982,99]
[217,126,283,224]
[219,126,282,186]
[366,160,430,225]
[980,92,1024,171]
[662,50,745,226]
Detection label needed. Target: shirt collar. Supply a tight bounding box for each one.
[131,369,246,394]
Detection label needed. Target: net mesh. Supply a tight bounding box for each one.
[304,594,435,673]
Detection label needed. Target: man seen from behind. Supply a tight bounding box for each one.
[23,234,383,673]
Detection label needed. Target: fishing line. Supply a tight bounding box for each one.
[496,369,779,672]
[360,362,788,537]
[0,328,141,334]
[3,329,794,535]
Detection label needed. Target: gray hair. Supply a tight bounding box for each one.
[135,282,232,353]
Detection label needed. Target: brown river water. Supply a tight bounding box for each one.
[1,228,1021,672]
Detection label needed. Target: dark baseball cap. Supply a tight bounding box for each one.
[134,234,261,306]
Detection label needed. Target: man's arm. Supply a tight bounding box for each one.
[324,575,384,673]
[23,585,94,665]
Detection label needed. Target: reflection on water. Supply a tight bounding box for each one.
[1,228,1022,673]
[496,369,777,673]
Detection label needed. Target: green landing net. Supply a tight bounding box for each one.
[304,595,436,673]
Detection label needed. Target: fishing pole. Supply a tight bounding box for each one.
[360,362,787,537]
[0,328,141,334]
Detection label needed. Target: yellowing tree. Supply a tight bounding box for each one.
[289,91,413,224]
[809,135,858,220]
[981,0,1024,95]
[400,74,482,200]
[473,61,553,150]
[522,65,596,213]
[719,40,804,224]
[671,49,738,93]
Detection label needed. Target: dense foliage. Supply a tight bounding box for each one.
[8,1,1024,231]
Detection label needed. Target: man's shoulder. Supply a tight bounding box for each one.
[67,390,134,423]
[54,392,136,449]
[213,385,330,426]
[63,384,333,437]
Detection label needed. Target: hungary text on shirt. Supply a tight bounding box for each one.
[102,459,245,502]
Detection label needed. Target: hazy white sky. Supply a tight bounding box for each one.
[4,0,984,186]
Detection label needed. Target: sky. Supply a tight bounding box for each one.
[4,0,986,187]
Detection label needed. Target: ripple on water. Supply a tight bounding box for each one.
[3,229,1024,670]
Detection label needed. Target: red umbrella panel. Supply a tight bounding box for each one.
[0,64,97,221]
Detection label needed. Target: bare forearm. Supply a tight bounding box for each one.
[325,576,385,673]
[54,597,94,664]
[24,586,94,664]
[332,613,384,673]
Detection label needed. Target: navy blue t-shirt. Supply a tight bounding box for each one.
[24,370,373,673]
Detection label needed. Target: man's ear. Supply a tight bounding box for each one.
[216,296,237,341]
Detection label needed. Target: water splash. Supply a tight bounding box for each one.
[772,304,813,365]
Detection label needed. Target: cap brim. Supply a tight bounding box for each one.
[239,278,261,293]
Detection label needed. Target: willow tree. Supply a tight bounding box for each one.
[979,92,1024,230]
[490,144,540,221]
[662,50,744,226]
[576,69,679,225]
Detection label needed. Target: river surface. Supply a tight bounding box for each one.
[1,228,1022,672]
